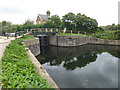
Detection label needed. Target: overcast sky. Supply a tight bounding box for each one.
[0,0,119,26]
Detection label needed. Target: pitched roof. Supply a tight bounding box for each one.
[38,14,49,21]
[51,15,59,17]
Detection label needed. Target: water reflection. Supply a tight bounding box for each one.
[36,44,120,88]
[36,44,120,70]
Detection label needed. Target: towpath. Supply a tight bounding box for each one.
[0,36,15,60]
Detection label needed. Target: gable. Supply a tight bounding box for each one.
[38,14,49,21]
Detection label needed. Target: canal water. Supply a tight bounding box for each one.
[36,44,120,88]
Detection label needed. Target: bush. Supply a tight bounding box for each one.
[92,30,120,40]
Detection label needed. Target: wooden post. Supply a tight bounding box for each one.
[56,28,58,32]
[63,28,66,33]
[51,29,53,32]
[71,30,72,34]
[40,28,41,32]
[31,29,33,33]
[34,29,35,33]
[46,28,48,32]
[27,29,28,33]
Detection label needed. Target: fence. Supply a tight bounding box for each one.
[27,28,59,33]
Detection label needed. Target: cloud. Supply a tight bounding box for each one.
[0,0,119,25]
[118,1,120,24]
[0,7,25,14]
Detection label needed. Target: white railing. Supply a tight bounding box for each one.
[26,28,59,33]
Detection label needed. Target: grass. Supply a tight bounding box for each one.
[2,35,51,88]
[57,33,88,36]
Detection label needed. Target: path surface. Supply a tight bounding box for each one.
[0,36,15,88]
[0,36,15,60]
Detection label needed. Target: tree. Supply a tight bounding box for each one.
[75,13,86,30]
[62,12,98,32]
[0,21,12,33]
[2,21,11,27]
[24,19,34,25]
[43,21,57,28]
[11,25,17,32]
[62,12,76,30]
[101,24,119,31]
[75,13,98,32]
[48,15,62,28]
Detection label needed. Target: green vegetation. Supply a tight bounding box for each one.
[23,19,34,25]
[62,12,98,32]
[57,23,120,40]
[47,15,62,28]
[100,24,119,31]
[57,33,88,36]
[90,24,120,40]
[2,35,51,88]
[91,30,120,40]
[0,12,99,33]
[0,12,120,40]
[58,29,120,40]
[16,16,62,32]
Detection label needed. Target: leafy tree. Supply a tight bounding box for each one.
[0,21,12,33]
[114,30,120,40]
[75,13,98,32]
[43,21,57,28]
[48,15,62,28]
[2,21,11,26]
[24,19,34,25]
[101,24,119,31]
[118,24,120,30]
[62,12,98,32]
[11,25,17,32]
[62,12,76,30]
[75,13,86,30]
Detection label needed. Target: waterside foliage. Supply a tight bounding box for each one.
[58,30,120,40]
[2,35,51,88]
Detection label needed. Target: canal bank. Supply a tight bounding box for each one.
[2,35,53,88]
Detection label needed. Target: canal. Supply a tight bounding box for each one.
[36,44,120,88]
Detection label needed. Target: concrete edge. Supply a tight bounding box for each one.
[23,38,39,41]
[56,35,120,46]
[25,47,60,89]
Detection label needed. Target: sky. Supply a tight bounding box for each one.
[0,0,119,26]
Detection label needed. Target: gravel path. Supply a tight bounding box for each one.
[0,36,15,59]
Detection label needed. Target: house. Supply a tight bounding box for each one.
[36,11,59,24]
[36,10,50,24]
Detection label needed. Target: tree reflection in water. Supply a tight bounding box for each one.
[36,44,120,70]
